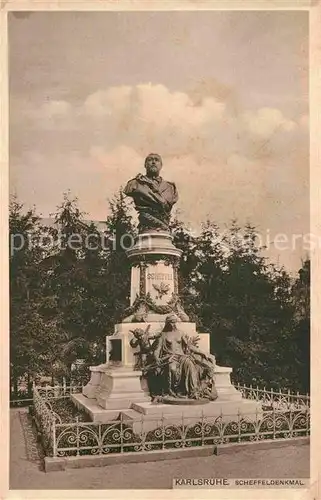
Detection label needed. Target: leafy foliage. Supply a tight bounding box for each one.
[10,197,59,396]
[10,193,309,394]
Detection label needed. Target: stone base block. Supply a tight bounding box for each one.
[96,367,149,409]
[71,392,262,434]
[82,365,149,412]
[124,398,263,433]
[82,364,108,399]
[97,392,150,410]
[71,393,122,422]
[213,366,243,401]
[81,361,243,416]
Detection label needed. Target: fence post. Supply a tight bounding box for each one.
[52,418,57,457]
[237,409,241,443]
[76,416,80,456]
[278,387,282,409]
[140,413,144,451]
[98,422,102,455]
[272,405,276,440]
[161,413,165,450]
[201,410,204,447]
[181,413,185,448]
[120,413,124,453]
[219,409,224,444]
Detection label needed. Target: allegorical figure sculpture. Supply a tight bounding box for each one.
[129,325,160,370]
[123,153,178,232]
[130,314,217,402]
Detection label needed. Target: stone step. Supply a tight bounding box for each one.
[123,399,263,434]
[121,409,143,421]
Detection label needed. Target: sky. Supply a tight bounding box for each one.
[9,11,309,274]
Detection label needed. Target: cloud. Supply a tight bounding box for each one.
[242,107,297,138]
[41,100,72,118]
[13,83,307,165]
[80,84,228,161]
[83,86,132,117]
[10,83,309,272]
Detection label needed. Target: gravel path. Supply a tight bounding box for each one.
[10,409,310,490]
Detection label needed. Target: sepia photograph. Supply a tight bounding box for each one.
[5,7,312,493]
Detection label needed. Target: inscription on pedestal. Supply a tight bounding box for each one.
[146,263,175,305]
[146,272,173,280]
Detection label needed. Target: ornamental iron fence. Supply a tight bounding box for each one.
[36,384,83,400]
[235,383,310,410]
[10,383,84,407]
[32,384,310,458]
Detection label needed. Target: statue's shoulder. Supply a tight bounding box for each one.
[124,174,143,190]
[166,180,177,189]
[126,174,145,184]
[163,179,178,194]
[135,173,147,182]
[125,174,139,183]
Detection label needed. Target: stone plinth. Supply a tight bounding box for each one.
[214,366,243,401]
[77,226,259,430]
[69,161,267,447]
[82,322,207,416]
[127,232,181,307]
[127,231,181,259]
[124,397,263,433]
[82,364,149,412]
[122,231,189,323]
[71,393,122,422]
[79,360,249,427]
[82,364,107,399]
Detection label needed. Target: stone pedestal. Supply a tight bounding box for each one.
[81,320,211,412]
[95,366,149,410]
[75,365,262,431]
[122,232,190,323]
[124,398,263,434]
[214,366,243,401]
[81,364,149,414]
[76,228,261,428]
[127,232,181,307]
[77,357,249,426]
[82,364,107,399]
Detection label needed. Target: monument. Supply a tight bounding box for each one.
[72,153,261,430]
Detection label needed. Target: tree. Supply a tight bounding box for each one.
[40,193,107,381]
[102,189,136,329]
[290,258,310,392]
[190,220,297,389]
[170,218,199,321]
[9,191,309,394]
[9,197,57,396]
[38,190,136,382]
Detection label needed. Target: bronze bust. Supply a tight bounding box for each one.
[124,153,178,232]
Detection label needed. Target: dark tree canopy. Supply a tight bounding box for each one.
[9,193,310,396]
